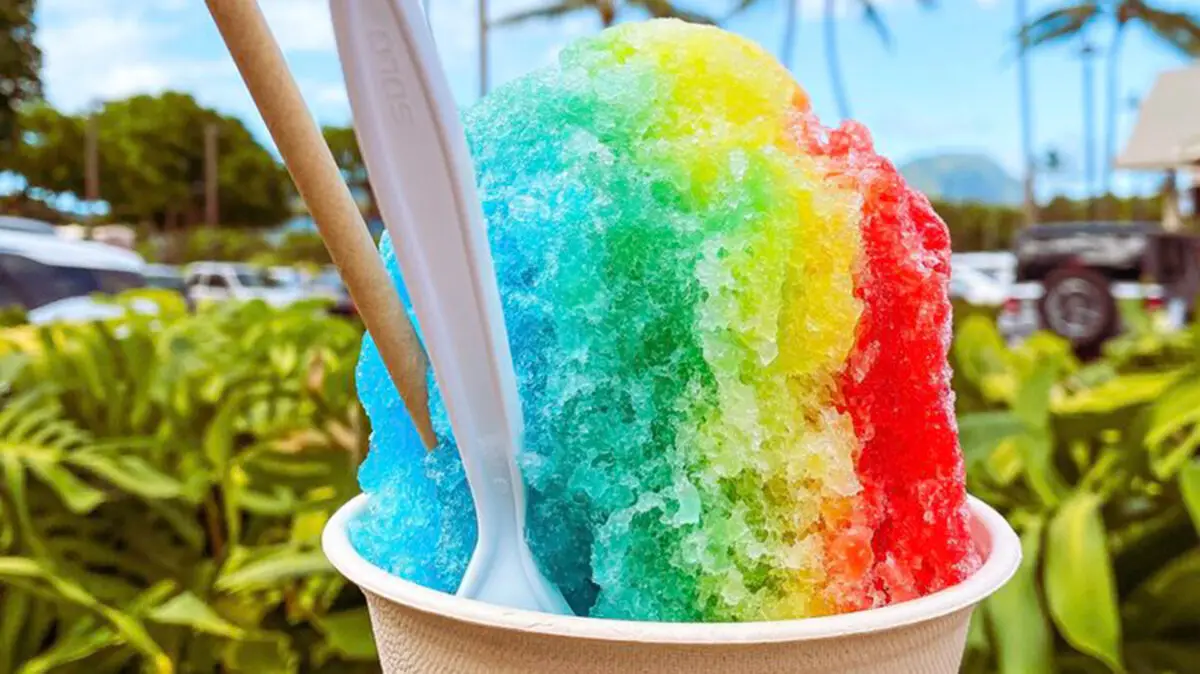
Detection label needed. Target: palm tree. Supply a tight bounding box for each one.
[730,0,934,121]
[821,0,937,121]
[480,0,489,96]
[494,0,717,29]
[1022,1,1200,196]
[781,0,799,70]
[1017,0,1038,224]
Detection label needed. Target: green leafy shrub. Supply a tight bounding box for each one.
[0,296,375,673]
[955,316,1200,674]
[252,232,333,269]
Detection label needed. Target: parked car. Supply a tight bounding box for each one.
[267,266,312,291]
[0,215,56,236]
[308,266,356,317]
[0,229,151,324]
[143,263,194,310]
[1010,222,1198,352]
[183,262,307,307]
[950,263,1009,307]
[951,251,1016,287]
[998,281,1171,345]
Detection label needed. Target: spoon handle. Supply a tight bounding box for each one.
[331,0,568,613]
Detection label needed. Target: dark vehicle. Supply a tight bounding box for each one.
[310,266,357,317]
[0,232,148,324]
[144,264,195,311]
[1013,222,1200,353]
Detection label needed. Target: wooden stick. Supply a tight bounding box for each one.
[205,0,437,449]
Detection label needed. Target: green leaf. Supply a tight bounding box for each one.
[958,411,1023,465]
[24,459,106,514]
[985,437,1024,486]
[234,486,297,516]
[1145,373,1200,478]
[1123,549,1200,638]
[17,626,119,674]
[1055,371,1182,418]
[216,551,333,592]
[313,610,377,660]
[986,518,1055,674]
[1182,462,1200,536]
[0,557,170,673]
[952,315,1011,393]
[1,588,30,674]
[148,592,246,639]
[1016,430,1067,506]
[67,452,182,500]
[1045,493,1123,672]
[1014,357,1057,429]
[203,398,240,472]
[220,634,298,674]
[2,454,44,557]
[1125,640,1200,674]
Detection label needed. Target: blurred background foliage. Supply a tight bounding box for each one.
[0,295,374,674]
[955,310,1200,674]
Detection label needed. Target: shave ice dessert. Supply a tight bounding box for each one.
[349,19,980,622]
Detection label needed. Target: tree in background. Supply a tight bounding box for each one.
[1022,1,1200,196]
[781,0,799,69]
[732,0,934,121]
[322,124,376,220]
[5,92,292,228]
[821,0,936,121]
[0,103,83,198]
[494,0,717,31]
[0,0,40,152]
[1016,0,1038,225]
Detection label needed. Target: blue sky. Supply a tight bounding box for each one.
[30,0,1199,200]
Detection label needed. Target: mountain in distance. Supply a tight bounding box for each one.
[899,153,1023,205]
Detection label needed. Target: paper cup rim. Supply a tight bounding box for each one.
[322,493,1019,645]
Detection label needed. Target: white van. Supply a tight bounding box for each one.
[0,229,150,324]
[184,262,306,307]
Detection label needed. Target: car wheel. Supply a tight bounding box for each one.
[1037,267,1117,353]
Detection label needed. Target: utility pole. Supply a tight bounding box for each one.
[1081,41,1098,221]
[204,122,220,226]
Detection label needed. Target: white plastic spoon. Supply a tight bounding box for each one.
[329,0,571,614]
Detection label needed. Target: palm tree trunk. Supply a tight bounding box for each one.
[781,0,799,70]
[1081,41,1097,219]
[1102,25,1125,202]
[1017,0,1037,225]
[478,0,490,98]
[824,0,851,120]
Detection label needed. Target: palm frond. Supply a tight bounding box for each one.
[858,0,894,49]
[1021,3,1103,48]
[492,0,591,27]
[1126,2,1200,57]
[641,0,717,24]
[722,0,760,21]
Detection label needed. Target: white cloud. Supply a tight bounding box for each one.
[260,0,336,53]
[38,13,167,110]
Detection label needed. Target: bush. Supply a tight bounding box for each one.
[4,288,1199,673]
[138,229,332,269]
[252,232,332,269]
[954,315,1200,674]
[0,295,374,673]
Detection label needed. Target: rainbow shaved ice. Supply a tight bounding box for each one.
[350,19,981,621]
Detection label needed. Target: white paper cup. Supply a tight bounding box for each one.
[323,495,1019,673]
